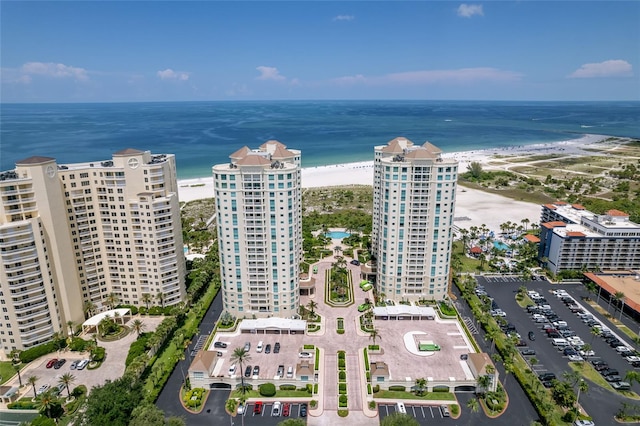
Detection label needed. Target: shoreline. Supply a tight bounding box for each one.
[177,133,615,203]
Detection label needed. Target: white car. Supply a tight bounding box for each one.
[36,384,50,396]
[299,352,313,358]
[579,349,595,357]
[625,355,640,363]
[271,401,282,416]
[573,420,595,426]
[616,346,632,354]
[237,403,247,415]
[568,355,584,362]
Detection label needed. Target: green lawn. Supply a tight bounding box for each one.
[0,361,18,385]
[373,390,456,401]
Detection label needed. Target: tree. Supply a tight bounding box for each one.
[84,300,97,318]
[369,328,382,346]
[156,291,165,309]
[467,397,480,413]
[142,293,153,310]
[380,412,420,426]
[306,300,318,317]
[66,320,75,337]
[129,402,166,426]
[58,373,75,399]
[613,291,625,319]
[105,292,119,310]
[551,380,576,409]
[10,349,22,386]
[467,161,484,179]
[81,377,143,426]
[28,375,39,398]
[624,370,640,386]
[476,375,492,396]
[230,347,252,396]
[414,377,428,396]
[131,319,146,338]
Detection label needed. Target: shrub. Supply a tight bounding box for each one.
[338,409,349,417]
[367,384,372,394]
[339,395,347,404]
[368,400,376,409]
[148,306,163,316]
[125,335,150,366]
[306,384,313,394]
[338,351,346,359]
[279,385,297,391]
[339,383,347,394]
[313,384,318,394]
[310,400,318,408]
[117,304,139,315]
[338,359,346,369]
[19,342,59,363]
[259,383,276,397]
[366,372,370,382]
[68,337,90,352]
[339,371,346,381]
[337,329,345,334]
[71,385,87,398]
[373,385,380,393]
[92,346,106,362]
[451,405,460,416]
[389,385,406,392]
[562,411,577,422]
[8,400,38,410]
[303,344,315,350]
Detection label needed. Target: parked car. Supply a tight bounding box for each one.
[274,342,281,353]
[76,359,90,370]
[244,366,252,378]
[277,365,285,378]
[441,404,451,417]
[271,401,281,416]
[606,375,623,382]
[350,259,360,265]
[265,344,271,354]
[36,384,51,396]
[521,348,536,356]
[51,383,66,396]
[299,352,313,358]
[282,402,290,417]
[70,360,79,370]
[612,381,631,390]
[237,403,247,415]
[54,359,66,369]
[539,372,556,382]
[46,359,58,369]
[253,365,260,376]
[300,403,307,417]
[528,331,536,341]
[253,401,263,415]
[214,341,228,348]
[574,420,595,426]
[243,342,251,352]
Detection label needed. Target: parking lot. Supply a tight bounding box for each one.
[378,403,451,424]
[239,401,307,425]
[474,276,639,425]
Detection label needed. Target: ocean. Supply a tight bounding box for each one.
[1,100,639,179]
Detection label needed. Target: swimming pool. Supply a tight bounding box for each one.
[493,241,510,251]
[325,231,351,239]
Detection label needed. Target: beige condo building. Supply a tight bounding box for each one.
[372,137,458,302]
[213,141,302,318]
[0,149,186,355]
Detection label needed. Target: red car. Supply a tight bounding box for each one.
[253,401,263,415]
[282,403,290,417]
[46,358,58,369]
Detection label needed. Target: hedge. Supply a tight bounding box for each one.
[339,371,346,381]
[388,385,406,392]
[68,337,91,352]
[19,341,65,363]
[339,383,347,394]
[92,346,106,362]
[125,335,150,366]
[279,385,297,391]
[338,359,346,369]
[259,383,276,397]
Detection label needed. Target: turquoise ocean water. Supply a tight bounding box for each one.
[1,101,638,179]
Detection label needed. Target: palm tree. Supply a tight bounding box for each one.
[9,349,23,387]
[28,376,39,399]
[230,347,252,395]
[476,374,492,396]
[131,319,146,338]
[66,320,75,337]
[624,370,640,386]
[105,292,119,310]
[369,328,382,347]
[502,360,514,387]
[37,390,55,418]
[59,373,75,399]
[156,291,165,309]
[414,377,428,396]
[467,397,479,413]
[142,293,153,310]
[84,300,97,318]
[576,379,588,408]
[225,398,238,424]
[306,300,318,318]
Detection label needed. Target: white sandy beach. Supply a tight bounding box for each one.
[177,134,612,232]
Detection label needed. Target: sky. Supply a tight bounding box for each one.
[1,1,639,102]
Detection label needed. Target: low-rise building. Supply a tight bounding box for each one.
[538,202,640,273]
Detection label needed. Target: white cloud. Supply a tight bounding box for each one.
[333,15,355,22]
[457,4,484,18]
[332,67,521,86]
[256,66,286,81]
[21,62,89,81]
[568,60,633,78]
[157,68,190,81]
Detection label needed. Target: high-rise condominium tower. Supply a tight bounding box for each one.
[213,141,302,318]
[0,149,186,354]
[372,137,458,302]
